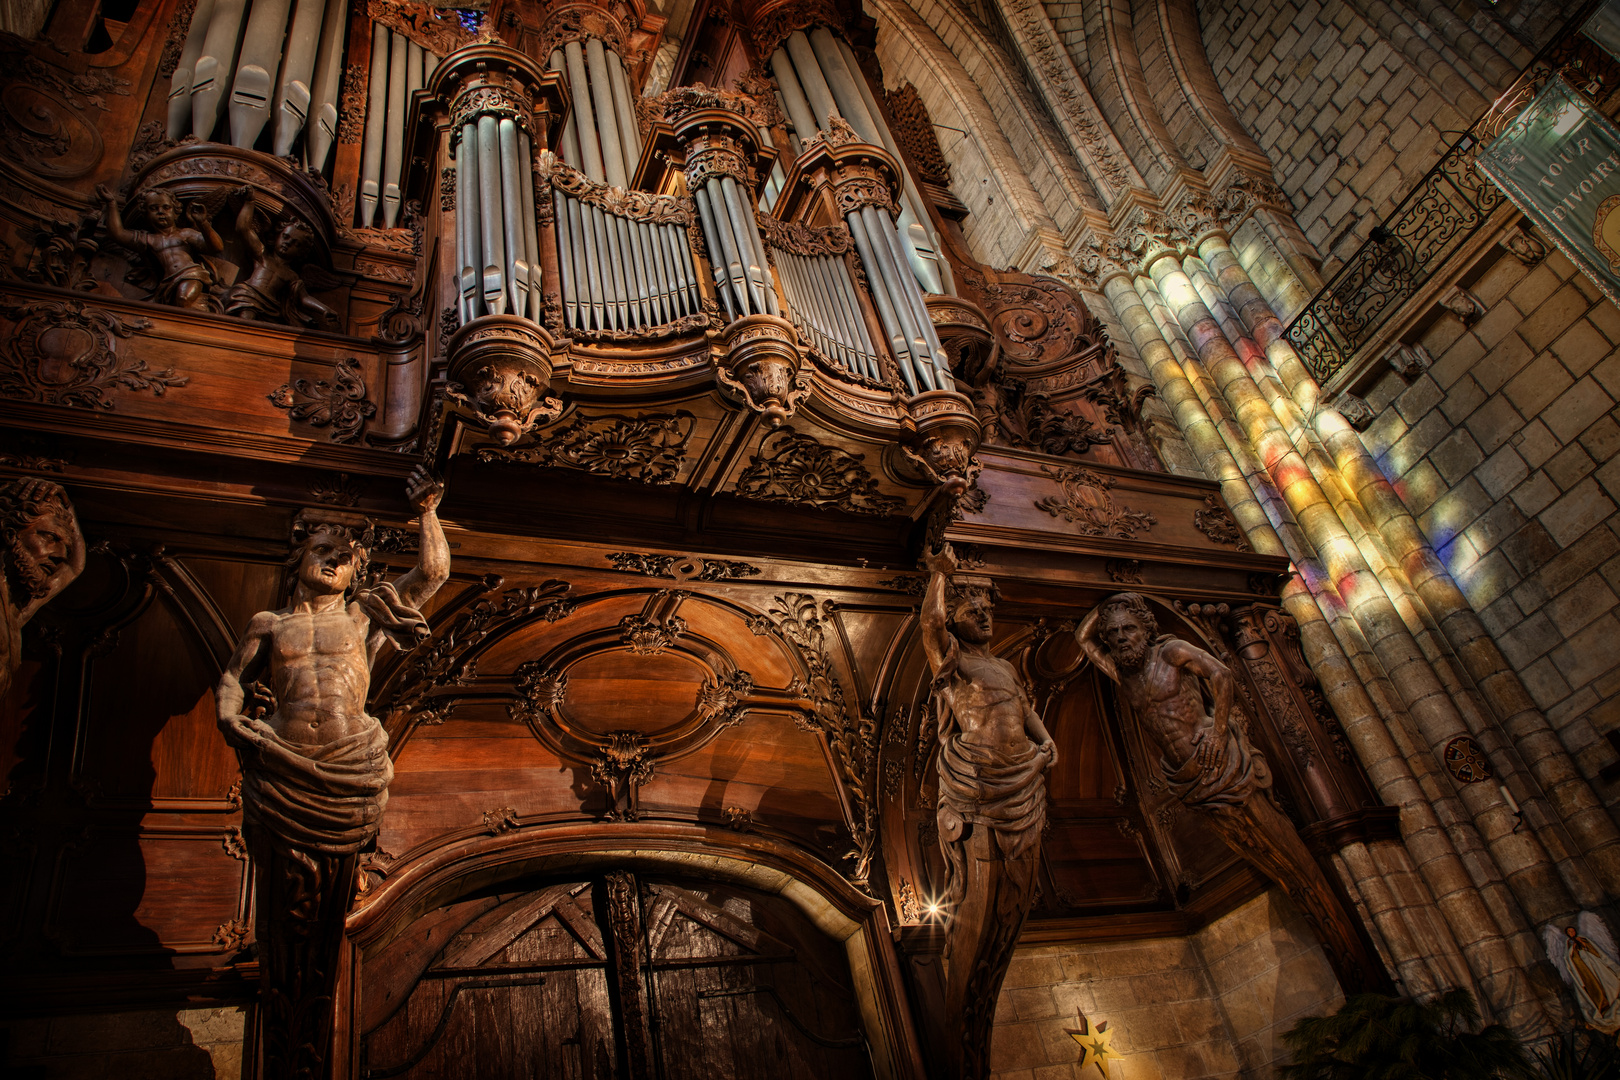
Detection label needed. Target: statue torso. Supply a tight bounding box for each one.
[265,602,374,746]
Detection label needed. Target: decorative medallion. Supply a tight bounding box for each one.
[1035,465,1156,538]
[619,613,688,655]
[268,357,376,444]
[1443,735,1493,784]
[736,428,904,516]
[0,300,183,409]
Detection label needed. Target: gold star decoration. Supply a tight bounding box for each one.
[1064,1008,1118,1078]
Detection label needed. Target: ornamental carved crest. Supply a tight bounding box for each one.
[1193,493,1250,551]
[736,428,904,516]
[0,300,185,409]
[478,412,695,485]
[1035,465,1156,538]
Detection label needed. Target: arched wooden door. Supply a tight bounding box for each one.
[357,871,875,1080]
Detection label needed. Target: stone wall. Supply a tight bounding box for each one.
[1355,244,1620,796]
[989,889,1343,1079]
[1196,0,1481,278]
[0,1006,246,1078]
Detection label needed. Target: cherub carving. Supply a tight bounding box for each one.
[95,183,223,310]
[224,188,340,329]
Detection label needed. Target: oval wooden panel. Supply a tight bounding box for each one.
[559,649,706,737]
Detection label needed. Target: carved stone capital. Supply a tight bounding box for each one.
[1213,171,1291,231]
[1075,234,1135,290]
[1172,192,1225,246]
[714,314,808,427]
[446,315,564,444]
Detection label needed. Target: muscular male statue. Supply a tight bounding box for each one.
[0,479,85,701]
[1078,592,1377,991]
[922,542,1055,1080]
[216,466,448,1078]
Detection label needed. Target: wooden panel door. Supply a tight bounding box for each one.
[358,873,875,1080]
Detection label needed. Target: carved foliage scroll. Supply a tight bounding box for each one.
[1035,466,1155,538]
[884,83,950,186]
[478,412,696,485]
[736,428,903,516]
[267,358,377,444]
[0,300,186,409]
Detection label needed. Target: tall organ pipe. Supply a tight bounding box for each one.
[228,0,292,147]
[167,0,215,138]
[586,38,628,187]
[770,49,819,143]
[190,0,248,140]
[380,31,409,227]
[517,129,543,319]
[302,0,347,168]
[607,52,642,174]
[358,24,389,226]
[497,117,528,319]
[457,121,480,321]
[270,0,325,155]
[476,113,506,315]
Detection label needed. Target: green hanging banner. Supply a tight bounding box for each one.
[1476,74,1620,308]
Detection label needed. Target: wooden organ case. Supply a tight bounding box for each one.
[0,0,1396,1076]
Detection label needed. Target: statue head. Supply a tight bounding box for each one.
[274,219,316,261]
[1095,592,1158,670]
[947,575,999,645]
[138,188,181,231]
[0,479,84,607]
[284,512,371,601]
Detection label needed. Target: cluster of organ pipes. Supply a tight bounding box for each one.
[769,244,883,381]
[165,0,352,166]
[768,28,952,297]
[453,112,543,322]
[694,174,780,321]
[359,29,441,227]
[548,39,643,195]
[550,176,704,333]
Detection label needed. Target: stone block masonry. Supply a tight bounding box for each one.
[989,889,1342,1079]
[1358,244,1620,798]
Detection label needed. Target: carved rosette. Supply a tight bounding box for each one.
[907,390,983,496]
[446,315,564,444]
[714,314,808,427]
[925,296,995,384]
[430,45,550,149]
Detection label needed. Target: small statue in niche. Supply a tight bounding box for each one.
[921,541,1056,1080]
[95,184,224,310]
[1077,593,1380,991]
[214,466,448,1078]
[224,187,340,328]
[0,479,85,701]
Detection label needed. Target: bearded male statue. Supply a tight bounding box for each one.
[0,479,86,701]
[922,542,1055,1080]
[215,465,448,1079]
[1078,592,1379,991]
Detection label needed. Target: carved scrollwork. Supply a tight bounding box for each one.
[1193,493,1250,551]
[337,65,367,144]
[736,428,904,516]
[619,612,688,655]
[884,83,950,186]
[592,731,655,821]
[756,215,852,257]
[533,1,627,62]
[369,0,497,55]
[647,84,773,129]
[268,358,377,444]
[1035,465,1156,538]
[697,669,754,728]
[0,300,185,409]
[0,52,126,180]
[746,0,844,59]
[478,412,695,484]
[450,83,536,141]
[535,151,695,224]
[605,552,762,581]
[966,269,1109,366]
[832,175,899,217]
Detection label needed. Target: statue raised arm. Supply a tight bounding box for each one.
[216,464,448,1080]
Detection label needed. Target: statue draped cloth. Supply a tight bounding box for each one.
[239,583,427,1076]
[1161,724,1269,813]
[935,734,1047,910]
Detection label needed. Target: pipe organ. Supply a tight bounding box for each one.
[359,28,440,227]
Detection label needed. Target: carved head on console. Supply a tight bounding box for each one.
[0,479,84,611]
[946,575,999,645]
[1094,592,1159,670]
[284,511,372,601]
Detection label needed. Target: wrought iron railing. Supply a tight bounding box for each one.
[1285,0,1620,383]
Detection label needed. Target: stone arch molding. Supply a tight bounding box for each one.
[338,823,928,1080]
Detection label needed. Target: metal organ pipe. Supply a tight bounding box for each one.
[769,49,819,145]
[302,0,347,168]
[456,120,479,321]
[358,23,389,226]
[190,0,248,140]
[166,0,215,139]
[497,117,527,319]
[606,51,641,176]
[268,0,325,155]
[380,31,409,227]
[476,113,506,315]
